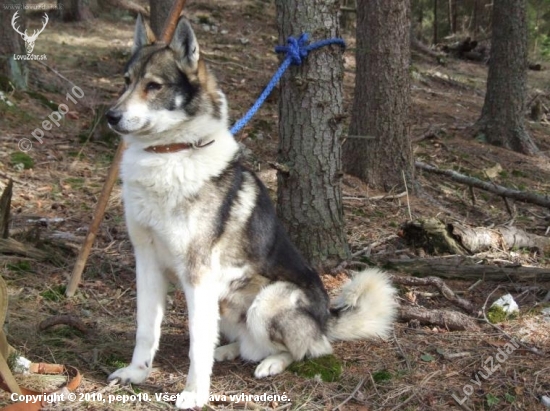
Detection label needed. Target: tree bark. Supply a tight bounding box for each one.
[149,0,173,38]
[275,0,350,270]
[475,0,538,155]
[0,0,28,90]
[342,0,413,192]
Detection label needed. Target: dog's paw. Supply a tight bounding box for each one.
[254,357,286,378]
[108,364,150,385]
[214,343,239,362]
[175,390,208,409]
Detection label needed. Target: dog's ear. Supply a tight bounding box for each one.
[133,14,155,53]
[169,17,199,70]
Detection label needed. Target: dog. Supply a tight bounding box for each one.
[105,15,397,409]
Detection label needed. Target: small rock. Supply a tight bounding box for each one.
[239,37,250,45]
[541,395,550,407]
[202,24,210,32]
[220,29,228,35]
[542,307,550,316]
[210,25,218,33]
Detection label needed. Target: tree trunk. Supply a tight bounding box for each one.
[475,0,538,155]
[433,0,438,44]
[342,0,413,192]
[451,0,457,34]
[447,0,453,34]
[149,0,173,38]
[0,1,28,90]
[275,0,350,270]
[472,0,478,36]
[59,0,90,21]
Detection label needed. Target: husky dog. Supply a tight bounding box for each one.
[105,15,397,409]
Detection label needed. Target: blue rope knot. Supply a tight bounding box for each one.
[275,33,310,65]
[230,33,346,135]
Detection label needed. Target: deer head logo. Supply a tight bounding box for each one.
[11,11,49,54]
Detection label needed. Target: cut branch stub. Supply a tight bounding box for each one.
[400,218,469,255]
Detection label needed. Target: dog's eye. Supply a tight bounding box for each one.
[124,76,131,86]
[146,82,162,92]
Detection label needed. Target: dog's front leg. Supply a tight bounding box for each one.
[109,245,167,384]
[176,279,219,409]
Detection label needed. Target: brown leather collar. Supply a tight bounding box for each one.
[144,139,215,154]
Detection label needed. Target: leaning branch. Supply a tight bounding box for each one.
[415,161,550,209]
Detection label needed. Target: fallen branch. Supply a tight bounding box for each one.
[401,218,550,255]
[411,37,445,60]
[39,315,89,334]
[387,257,550,282]
[416,161,550,209]
[398,306,480,331]
[0,238,48,260]
[391,275,476,314]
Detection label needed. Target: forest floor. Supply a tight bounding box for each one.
[1,1,550,410]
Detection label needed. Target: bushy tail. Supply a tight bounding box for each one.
[327,269,397,342]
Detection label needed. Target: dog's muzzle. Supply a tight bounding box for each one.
[105,109,122,127]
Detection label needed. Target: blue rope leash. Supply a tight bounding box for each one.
[230,33,346,135]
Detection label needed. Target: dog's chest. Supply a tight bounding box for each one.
[122,153,221,265]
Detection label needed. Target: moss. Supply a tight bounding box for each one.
[25,90,59,111]
[40,285,66,302]
[288,355,342,382]
[487,305,517,324]
[104,354,128,369]
[65,177,85,189]
[372,369,392,383]
[7,260,32,273]
[10,152,34,169]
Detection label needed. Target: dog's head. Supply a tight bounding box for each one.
[106,15,226,138]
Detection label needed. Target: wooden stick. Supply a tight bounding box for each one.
[66,142,124,296]
[66,0,189,297]
[160,0,188,43]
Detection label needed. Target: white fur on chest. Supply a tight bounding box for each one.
[120,130,239,275]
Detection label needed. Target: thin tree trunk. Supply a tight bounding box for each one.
[275,0,350,270]
[59,0,90,21]
[451,0,458,34]
[475,0,538,155]
[447,0,453,34]
[0,0,28,89]
[149,0,173,38]
[343,0,413,192]
[433,0,438,44]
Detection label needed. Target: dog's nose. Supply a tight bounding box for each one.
[105,109,122,126]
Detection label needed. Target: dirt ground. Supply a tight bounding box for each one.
[0,1,549,410]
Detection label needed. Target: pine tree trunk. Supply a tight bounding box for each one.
[275,0,350,270]
[475,0,538,155]
[149,0,173,38]
[0,1,28,90]
[342,0,413,192]
[433,0,438,44]
[59,0,90,21]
